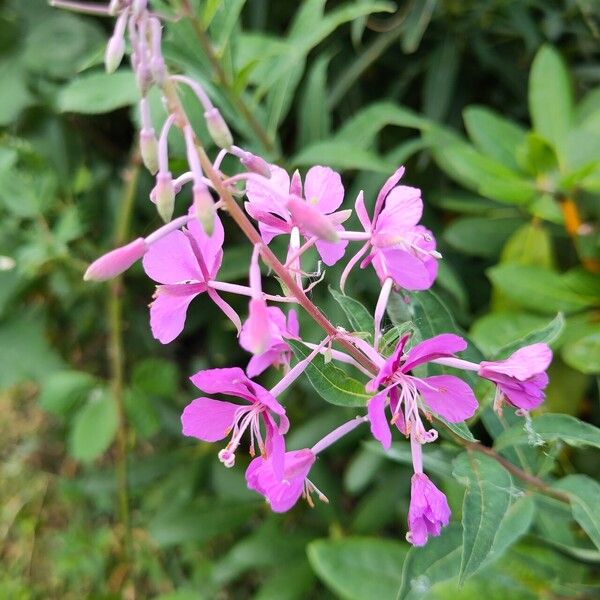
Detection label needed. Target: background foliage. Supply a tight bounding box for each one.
[1,0,599,598]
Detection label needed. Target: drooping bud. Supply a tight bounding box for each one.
[287,198,339,243]
[105,34,125,73]
[193,183,215,235]
[240,151,271,178]
[204,108,233,149]
[140,129,158,174]
[84,238,147,282]
[149,18,166,87]
[136,63,153,96]
[154,172,175,222]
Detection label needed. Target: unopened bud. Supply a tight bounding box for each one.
[193,183,215,235]
[150,55,166,87]
[84,238,147,281]
[136,63,153,96]
[154,172,175,222]
[240,152,271,178]
[105,34,125,74]
[132,0,148,19]
[287,198,339,243]
[204,108,233,149]
[139,129,158,174]
[108,0,123,16]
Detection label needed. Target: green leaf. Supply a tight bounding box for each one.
[562,332,600,374]
[493,312,565,360]
[297,53,332,148]
[288,340,371,407]
[554,475,600,550]
[463,106,527,171]
[494,414,600,452]
[365,440,456,480]
[401,0,437,53]
[487,265,597,314]
[69,387,118,463]
[0,60,33,125]
[38,370,96,417]
[444,217,525,258]
[515,133,559,176]
[132,358,179,397]
[423,37,460,122]
[499,222,554,269]
[308,538,408,600]
[58,70,139,114]
[529,45,573,152]
[397,525,462,600]
[452,452,513,582]
[329,287,373,339]
[291,141,392,172]
[428,133,535,204]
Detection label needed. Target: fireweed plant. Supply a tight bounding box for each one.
[53,0,553,547]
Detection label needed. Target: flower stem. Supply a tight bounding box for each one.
[107,153,141,584]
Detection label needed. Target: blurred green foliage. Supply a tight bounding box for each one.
[0,0,599,598]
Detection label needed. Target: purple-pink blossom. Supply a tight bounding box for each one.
[181,367,289,477]
[343,168,439,291]
[245,165,350,266]
[479,343,552,411]
[367,333,478,449]
[245,448,322,512]
[408,473,451,546]
[142,213,239,343]
[241,307,299,377]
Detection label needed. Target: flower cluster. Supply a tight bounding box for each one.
[58,0,553,547]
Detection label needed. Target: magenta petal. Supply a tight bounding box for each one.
[181,397,239,441]
[190,367,254,399]
[265,415,285,481]
[149,285,201,344]
[245,164,291,217]
[304,166,345,214]
[315,236,348,266]
[143,230,203,284]
[373,166,405,223]
[240,298,274,355]
[408,473,451,546]
[354,191,372,231]
[380,248,433,290]
[481,343,552,381]
[246,350,278,377]
[368,391,392,449]
[377,185,423,231]
[186,214,224,275]
[414,375,478,422]
[402,334,467,372]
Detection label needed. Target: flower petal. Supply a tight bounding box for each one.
[402,334,467,372]
[481,343,552,381]
[304,166,345,214]
[315,236,348,266]
[415,375,478,422]
[368,391,392,449]
[181,397,239,441]
[375,185,423,235]
[190,367,254,400]
[378,248,433,290]
[149,284,202,344]
[143,230,202,284]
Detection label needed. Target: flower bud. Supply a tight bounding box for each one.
[154,172,175,222]
[105,34,125,74]
[84,238,147,282]
[240,298,272,356]
[150,55,166,87]
[140,129,159,175]
[240,152,271,178]
[193,183,215,235]
[287,198,339,243]
[204,108,233,149]
[136,63,153,96]
[132,0,148,19]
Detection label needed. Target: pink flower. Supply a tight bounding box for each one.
[367,334,478,449]
[408,473,451,546]
[246,448,327,512]
[142,213,239,343]
[181,367,289,478]
[241,307,300,377]
[478,343,552,411]
[84,238,147,281]
[245,165,350,266]
[347,168,439,290]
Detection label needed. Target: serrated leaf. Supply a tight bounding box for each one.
[494,414,600,451]
[288,340,370,407]
[308,537,408,600]
[554,475,600,550]
[329,287,373,339]
[452,452,513,582]
[69,388,118,463]
[397,525,462,600]
[58,70,138,114]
